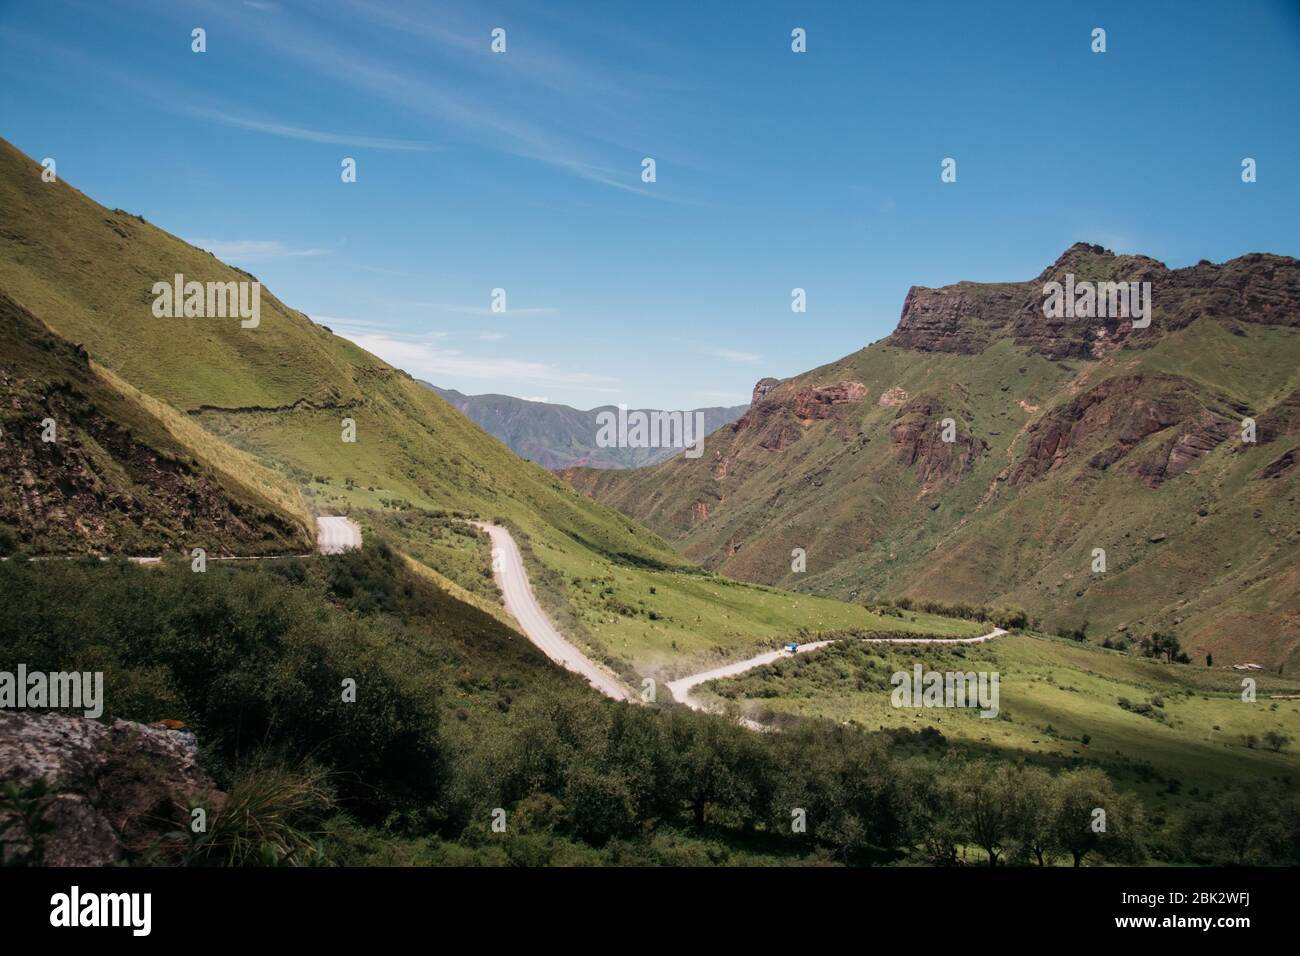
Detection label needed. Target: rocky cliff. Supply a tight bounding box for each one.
[891,243,1300,360]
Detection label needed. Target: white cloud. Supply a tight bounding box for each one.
[433,303,558,317]
[707,347,762,364]
[188,239,330,261]
[322,322,618,392]
[185,107,438,152]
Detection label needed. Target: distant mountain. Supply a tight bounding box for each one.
[425,385,747,470]
[563,243,1300,671]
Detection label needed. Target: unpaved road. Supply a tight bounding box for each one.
[475,522,631,702]
[667,628,1008,717]
[665,641,836,711]
[316,516,362,555]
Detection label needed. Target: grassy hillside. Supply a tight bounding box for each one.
[0,135,969,683]
[705,631,1300,826]
[0,290,313,555]
[564,247,1300,672]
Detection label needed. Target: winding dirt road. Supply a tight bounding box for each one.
[667,628,1008,717]
[475,522,632,701]
[465,523,1009,723]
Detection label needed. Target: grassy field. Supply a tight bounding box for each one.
[504,522,984,678]
[706,631,1300,819]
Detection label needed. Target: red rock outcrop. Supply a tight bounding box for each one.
[1012,373,1236,487]
[792,381,867,422]
[728,378,867,452]
[889,398,982,488]
[890,243,1300,361]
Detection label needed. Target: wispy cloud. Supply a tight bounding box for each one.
[318,320,617,392]
[706,347,763,364]
[184,107,438,152]
[182,0,685,195]
[438,304,557,317]
[188,239,330,261]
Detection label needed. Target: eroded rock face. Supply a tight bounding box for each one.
[878,386,909,407]
[889,398,982,488]
[889,243,1300,361]
[792,381,867,422]
[1012,373,1236,487]
[891,283,1027,355]
[729,378,867,452]
[1258,389,1300,443]
[0,712,223,866]
[750,377,781,405]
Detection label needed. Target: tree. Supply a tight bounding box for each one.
[1141,631,1189,664]
[899,762,961,866]
[1263,731,1292,754]
[954,760,1019,866]
[1050,768,1146,866]
[1181,783,1300,865]
[1005,765,1060,866]
[667,710,763,829]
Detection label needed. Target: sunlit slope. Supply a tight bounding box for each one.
[0,140,365,411]
[564,251,1300,671]
[707,632,1300,798]
[0,136,953,679]
[0,137,679,564]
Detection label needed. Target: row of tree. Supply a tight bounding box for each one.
[452,692,1147,865]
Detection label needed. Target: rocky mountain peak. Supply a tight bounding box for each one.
[890,244,1300,361]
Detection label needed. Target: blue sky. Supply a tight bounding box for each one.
[2,0,1298,409]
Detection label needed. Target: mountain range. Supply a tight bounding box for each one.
[563,243,1300,672]
[424,385,746,470]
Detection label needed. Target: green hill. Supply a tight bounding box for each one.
[0,135,967,679]
[563,244,1300,673]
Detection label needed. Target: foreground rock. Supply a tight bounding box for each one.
[0,711,223,866]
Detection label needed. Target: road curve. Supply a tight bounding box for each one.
[316,516,362,555]
[667,627,1008,716]
[475,522,631,702]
